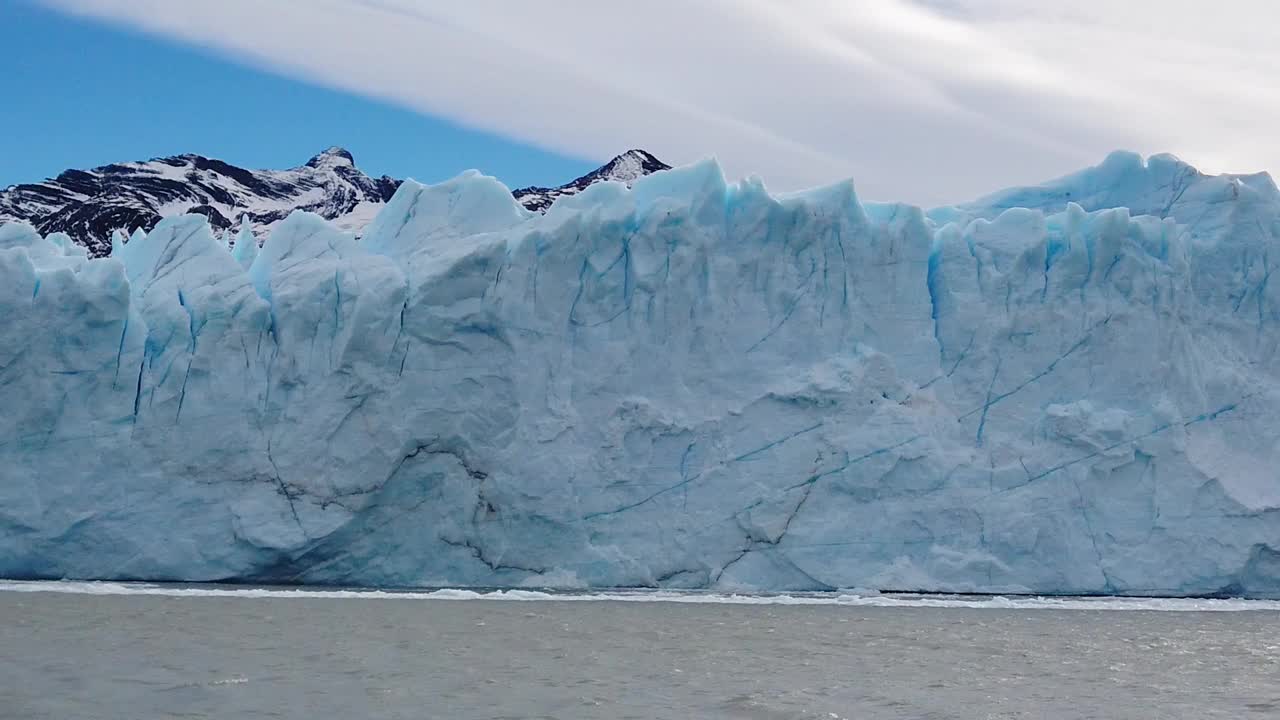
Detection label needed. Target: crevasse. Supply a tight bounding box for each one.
[1,152,1278,597]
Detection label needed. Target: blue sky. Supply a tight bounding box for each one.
[9,1,1280,204]
[0,1,595,189]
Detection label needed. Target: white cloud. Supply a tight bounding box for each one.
[40,0,1280,205]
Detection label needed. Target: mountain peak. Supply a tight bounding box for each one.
[597,149,671,184]
[511,148,671,212]
[615,148,665,164]
[306,146,356,169]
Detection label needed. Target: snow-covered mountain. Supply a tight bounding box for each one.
[512,149,671,211]
[0,148,671,257]
[0,148,400,258]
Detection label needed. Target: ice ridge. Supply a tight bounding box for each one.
[1,152,1277,597]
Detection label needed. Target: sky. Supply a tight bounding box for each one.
[6,0,1280,206]
[0,2,595,191]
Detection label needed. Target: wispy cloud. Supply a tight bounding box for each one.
[40,0,1280,205]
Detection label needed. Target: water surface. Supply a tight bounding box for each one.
[2,583,1278,719]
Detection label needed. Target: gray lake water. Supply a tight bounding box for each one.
[1,585,1279,719]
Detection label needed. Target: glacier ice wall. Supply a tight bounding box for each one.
[2,152,1279,597]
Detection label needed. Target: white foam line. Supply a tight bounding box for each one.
[1,580,1278,612]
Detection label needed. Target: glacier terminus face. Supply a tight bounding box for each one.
[1,151,1278,597]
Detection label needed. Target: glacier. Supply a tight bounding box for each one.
[1,151,1278,597]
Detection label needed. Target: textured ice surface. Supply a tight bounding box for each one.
[1,154,1278,597]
